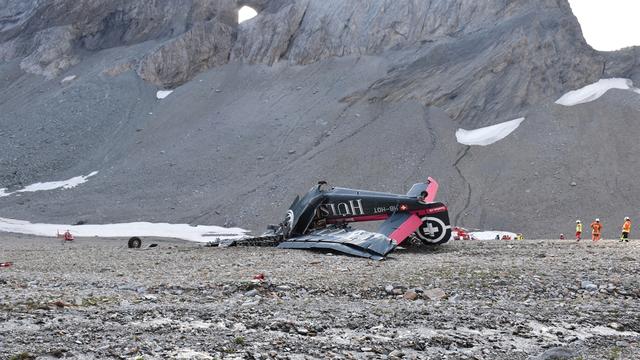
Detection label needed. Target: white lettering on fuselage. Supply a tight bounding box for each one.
[373,205,399,214]
[320,199,365,217]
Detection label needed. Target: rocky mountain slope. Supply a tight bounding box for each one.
[1,0,639,237]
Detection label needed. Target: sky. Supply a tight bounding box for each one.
[568,0,640,51]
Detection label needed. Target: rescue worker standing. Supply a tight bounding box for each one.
[590,218,602,242]
[575,220,582,241]
[620,217,631,242]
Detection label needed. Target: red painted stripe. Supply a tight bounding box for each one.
[424,205,447,214]
[411,206,448,217]
[425,177,439,202]
[389,214,423,245]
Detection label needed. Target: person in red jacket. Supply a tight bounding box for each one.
[63,230,74,242]
[620,217,631,243]
[591,219,602,242]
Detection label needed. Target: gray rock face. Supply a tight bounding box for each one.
[363,8,604,126]
[1,0,640,236]
[0,0,237,78]
[0,0,633,124]
[231,0,309,65]
[18,25,79,78]
[604,47,640,83]
[284,0,569,64]
[138,20,235,87]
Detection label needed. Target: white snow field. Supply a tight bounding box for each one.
[455,118,525,146]
[0,217,249,242]
[468,231,518,240]
[0,171,98,198]
[555,78,640,106]
[156,90,174,99]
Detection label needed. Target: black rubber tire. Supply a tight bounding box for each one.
[128,237,142,249]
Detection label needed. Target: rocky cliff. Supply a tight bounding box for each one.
[2,0,635,123]
[1,0,639,236]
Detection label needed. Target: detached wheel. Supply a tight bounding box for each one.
[128,236,142,249]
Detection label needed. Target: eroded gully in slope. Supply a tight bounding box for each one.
[453,145,471,227]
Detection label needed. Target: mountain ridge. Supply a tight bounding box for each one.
[1,0,639,237]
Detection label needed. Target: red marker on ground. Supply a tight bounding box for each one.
[253,273,265,280]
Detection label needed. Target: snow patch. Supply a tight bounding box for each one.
[0,171,98,198]
[238,6,258,23]
[0,217,249,242]
[527,320,639,340]
[468,231,518,241]
[61,75,76,83]
[156,90,174,99]
[455,118,524,146]
[555,78,640,106]
[588,326,638,337]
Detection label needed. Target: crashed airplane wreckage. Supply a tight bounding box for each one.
[223,178,452,260]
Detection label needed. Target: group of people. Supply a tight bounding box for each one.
[574,217,631,242]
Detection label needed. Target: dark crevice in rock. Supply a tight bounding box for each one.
[280,6,307,61]
[452,146,471,227]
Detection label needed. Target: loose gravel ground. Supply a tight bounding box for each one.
[1,234,638,359]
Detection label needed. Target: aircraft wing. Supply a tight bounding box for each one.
[377,212,423,245]
[277,228,396,260]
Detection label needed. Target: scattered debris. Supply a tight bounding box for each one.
[253,273,265,281]
[227,178,450,260]
[128,237,142,248]
[1,236,639,358]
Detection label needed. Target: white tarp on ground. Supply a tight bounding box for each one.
[0,217,249,242]
[455,118,525,146]
[468,231,518,240]
[555,78,640,106]
[0,171,98,198]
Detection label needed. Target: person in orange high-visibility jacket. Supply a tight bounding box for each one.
[575,220,583,241]
[620,217,631,243]
[591,218,602,242]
